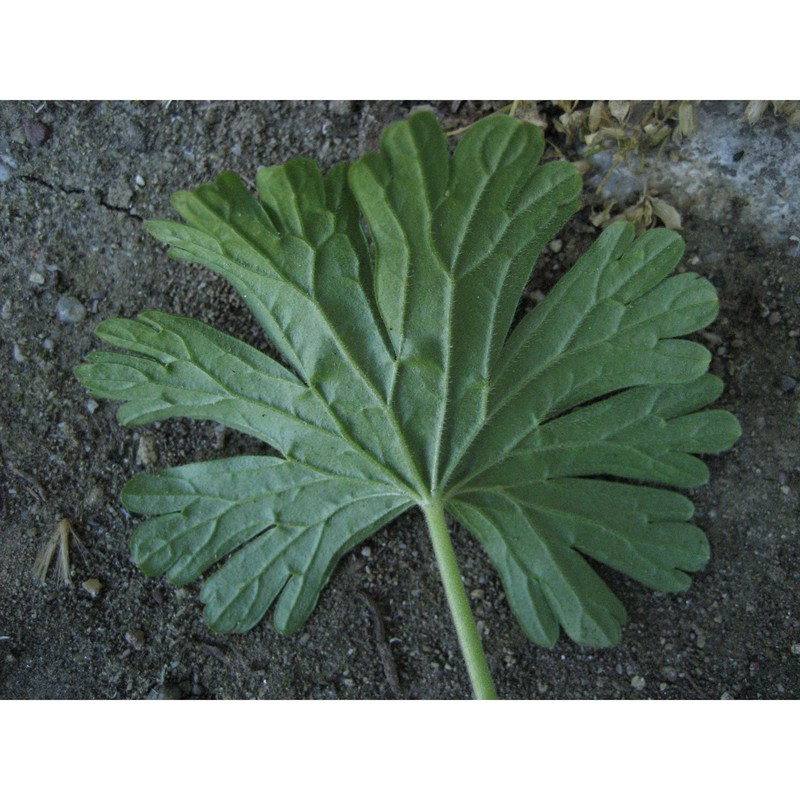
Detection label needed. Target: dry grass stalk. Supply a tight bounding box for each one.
[32,518,84,587]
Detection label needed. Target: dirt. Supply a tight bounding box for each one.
[1,100,798,700]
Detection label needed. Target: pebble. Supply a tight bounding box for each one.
[768,310,782,325]
[661,665,678,682]
[790,643,800,656]
[86,399,99,414]
[0,163,11,183]
[81,578,102,598]
[84,483,106,509]
[28,270,46,285]
[106,176,133,208]
[152,684,183,700]
[779,375,797,392]
[1,299,11,320]
[125,629,146,650]
[22,119,50,147]
[548,239,563,253]
[55,294,87,323]
[134,174,146,187]
[121,120,146,151]
[12,343,26,363]
[720,691,734,700]
[136,435,158,467]
[631,675,646,691]
[329,100,355,116]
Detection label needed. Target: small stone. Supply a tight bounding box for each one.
[28,270,46,285]
[548,239,563,253]
[329,100,355,116]
[136,435,158,467]
[360,546,372,558]
[631,675,646,691]
[55,294,86,323]
[121,120,146,151]
[125,629,145,650]
[768,310,782,325]
[134,174,146,187]
[781,485,791,496]
[81,578,102,598]
[106,176,133,208]
[86,399,99,414]
[779,375,797,392]
[22,119,50,147]
[661,665,678,682]
[153,683,183,700]
[84,484,105,510]
[0,163,11,183]
[790,643,800,656]
[720,691,734,700]
[12,343,26,363]
[1,299,11,320]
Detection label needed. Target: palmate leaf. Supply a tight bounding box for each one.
[76,111,740,697]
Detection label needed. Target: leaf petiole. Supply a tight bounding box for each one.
[423,499,497,700]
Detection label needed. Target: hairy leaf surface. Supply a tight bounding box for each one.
[76,111,740,648]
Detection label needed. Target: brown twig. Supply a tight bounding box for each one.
[358,590,401,697]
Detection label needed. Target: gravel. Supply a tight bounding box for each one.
[55,295,87,323]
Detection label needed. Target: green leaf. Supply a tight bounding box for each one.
[123,456,410,633]
[76,111,740,676]
[349,113,582,487]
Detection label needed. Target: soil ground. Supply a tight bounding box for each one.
[1,100,798,699]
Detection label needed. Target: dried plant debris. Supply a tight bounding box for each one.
[744,101,800,126]
[32,518,85,587]
[590,189,683,234]
[550,101,698,154]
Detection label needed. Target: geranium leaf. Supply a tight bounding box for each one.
[77,111,740,697]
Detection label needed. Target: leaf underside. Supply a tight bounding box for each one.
[76,112,740,647]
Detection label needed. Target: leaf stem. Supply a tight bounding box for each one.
[422,499,497,699]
